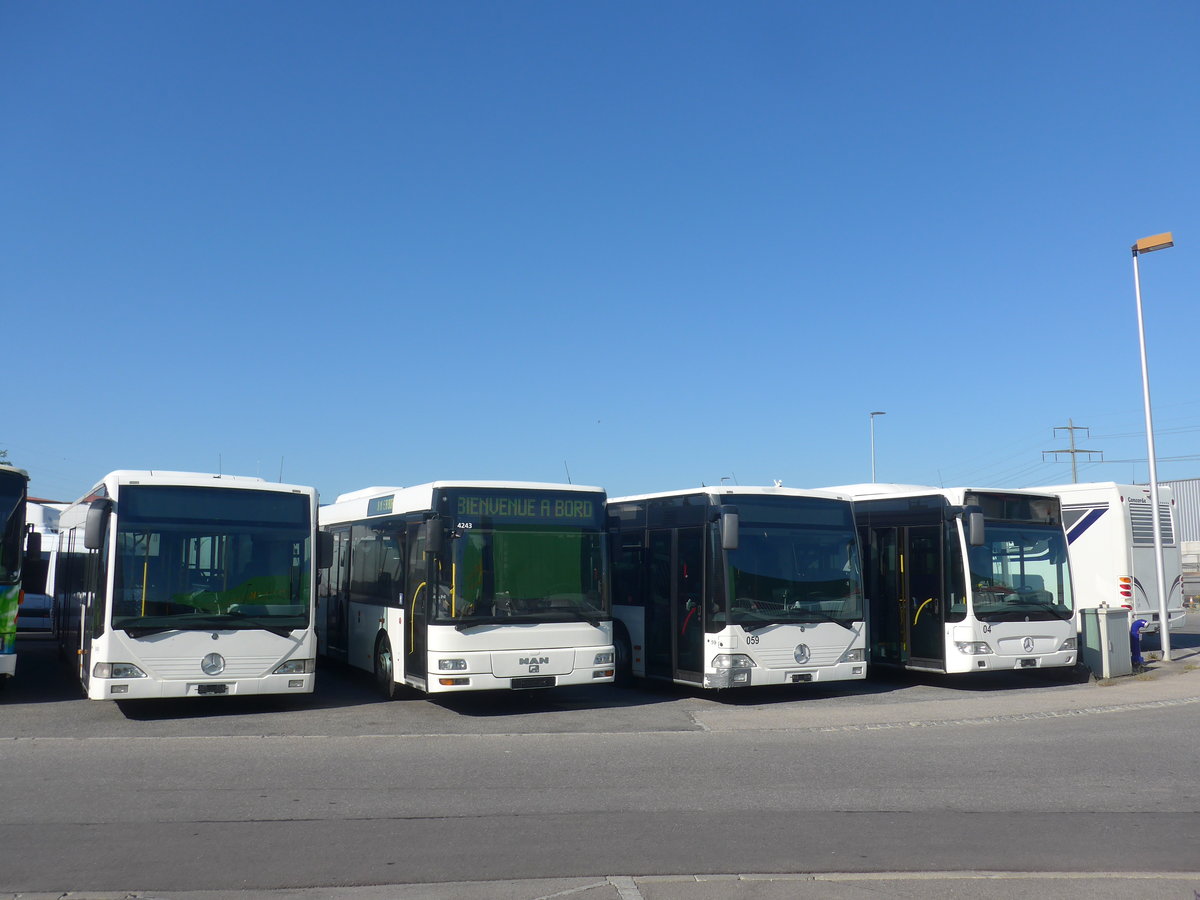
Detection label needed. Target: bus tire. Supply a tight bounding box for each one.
[374,634,401,700]
[614,624,635,688]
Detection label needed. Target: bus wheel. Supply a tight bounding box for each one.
[374,635,401,700]
[614,626,635,688]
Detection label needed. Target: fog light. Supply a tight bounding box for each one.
[110,684,129,694]
[730,669,751,684]
[288,679,305,688]
[438,658,468,671]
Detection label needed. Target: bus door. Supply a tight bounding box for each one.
[904,526,945,667]
[646,530,673,680]
[403,521,427,685]
[675,526,704,681]
[646,527,706,683]
[863,526,905,666]
[324,528,350,661]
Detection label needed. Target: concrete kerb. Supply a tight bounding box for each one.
[689,643,1200,734]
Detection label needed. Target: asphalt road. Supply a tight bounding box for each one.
[2,625,1200,897]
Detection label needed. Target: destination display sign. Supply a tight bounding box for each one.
[438,490,602,527]
[367,495,394,517]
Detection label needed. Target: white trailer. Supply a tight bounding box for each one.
[1037,482,1184,634]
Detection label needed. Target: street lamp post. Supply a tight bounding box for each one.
[869,411,886,482]
[1131,231,1174,661]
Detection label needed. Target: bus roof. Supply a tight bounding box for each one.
[323,480,606,523]
[610,485,851,505]
[1034,482,1172,497]
[70,470,318,505]
[827,483,1060,503]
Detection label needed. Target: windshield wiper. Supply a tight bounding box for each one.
[789,608,853,627]
[743,620,780,633]
[552,608,604,628]
[119,613,300,638]
[978,599,1071,622]
[453,608,604,631]
[121,626,175,638]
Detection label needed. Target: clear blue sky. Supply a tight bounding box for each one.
[6,1,1199,504]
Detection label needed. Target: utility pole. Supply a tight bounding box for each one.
[1042,419,1103,483]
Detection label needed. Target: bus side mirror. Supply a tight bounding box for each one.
[23,558,48,595]
[965,506,985,547]
[424,515,445,556]
[25,529,42,561]
[84,499,112,551]
[719,506,739,551]
[317,531,334,570]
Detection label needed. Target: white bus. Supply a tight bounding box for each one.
[1037,482,1184,634]
[832,485,1077,674]
[607,487,867,689]
[317,481,615,696]
[54,471,328,700]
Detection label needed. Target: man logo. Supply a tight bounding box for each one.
[519,657,549,666]
[1023,636,1035,654]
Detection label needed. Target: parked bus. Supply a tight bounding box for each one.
[54,471,327,700]
[1038,482,1184,634]
[317,481,614,696]
[1,463,42,684]
[831,484,1077,674]
[607,487,867,689]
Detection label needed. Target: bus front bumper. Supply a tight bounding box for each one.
[703,660,867,689]
[89,672,315,700]
[945,649,1077,674]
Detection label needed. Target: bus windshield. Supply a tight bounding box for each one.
[0,470,25,584]
[967,523,1074,622]
[435,526,607,627]
[726,526,864,629]
[111,486,312,634]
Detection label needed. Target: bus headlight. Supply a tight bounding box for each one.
[273,659,315,675]
[94,662,147,679]
[438,658,468,671]
[955,642,993,655]
[593,651,614,666]
[712,654,756,669]
[838,648,866,663]
[1059,637,1077,651]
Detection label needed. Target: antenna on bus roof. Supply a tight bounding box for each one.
[563,460,572,484]
[218,454,222,476]
[278,456,285,483]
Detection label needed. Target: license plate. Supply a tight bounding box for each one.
[197,684,229,695]
[1019,658,1037,668]
[511,676,556,690]
[791,673,813,683]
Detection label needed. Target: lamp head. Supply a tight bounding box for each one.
[1133,232,1174,255]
